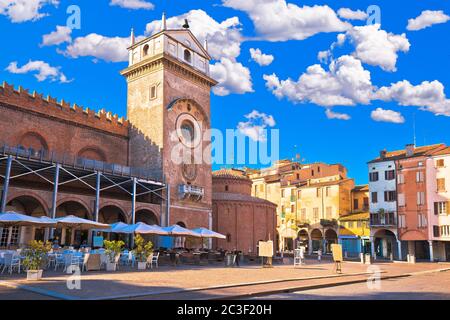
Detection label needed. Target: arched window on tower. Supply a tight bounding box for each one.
[184,49,192,63]
[143,44,149,57]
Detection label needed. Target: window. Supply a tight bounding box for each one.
[281,189,285,198]
[301,209,306,221]
[184,49,192,63]
[417,192,425,205]
[296,173,300,180]
[384,191,396,202]
[363,197,369,209]
[325,187,331,197]
[225,185,229,192]
[437,178,446,192]
[418,214,427,228]
[326,207,332,219]
[143,44,149,56]
[316,188,320,197]
[385,170,395,180]
[436,159,445,168]
[433,226,440,237]
[398,174,405,184]
[434,202,449,215]
[311,170,315,176]
[371,192,378,203]
[281,205,285,214]
[150,85,157,100]
[0,226,19,247]
[416,171,425,183]
[313,208,319,222]
[398,193,405,207]
[297,190,302,199]
[369,172,379,182]
[353,199,359,210]
[398,215,406,228]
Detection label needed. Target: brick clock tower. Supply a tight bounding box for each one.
[120,15,217,232]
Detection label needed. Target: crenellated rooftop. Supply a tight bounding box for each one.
[0,81,130,136]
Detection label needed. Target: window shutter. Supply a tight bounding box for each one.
[448,201,450,215]
[434,202,439,215]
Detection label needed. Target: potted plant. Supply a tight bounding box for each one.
[132,234,153,270]
[22,240,51,281]
[104,240,125,271]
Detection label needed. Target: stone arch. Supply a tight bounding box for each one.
[310,228,323,253]
[98,204,128,224]
[167,98,210,126]
[310,228,323,240]
[6,191,49,217]
[183,49,192,63]
[77,146,107,162]
[55,200,91,246]
[373,229,398,260]
[324,228,338,253]
[143,44,149,56]
[5,194,49,243]
[18,131,49,153]
[135,208,159,225]
[56,198,92,220]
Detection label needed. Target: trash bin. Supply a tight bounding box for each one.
[225,254,236,267]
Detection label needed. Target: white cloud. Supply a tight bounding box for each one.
[223,0,350,41]
[264,55,373,107]
[211,58,253,96]
[0,0,58,23]
[337,8,368,21]
[145,9,242,60]
[345,24,410,72]
[371,108,405,123]
[6,60,70,83]
[375,80,450,116]
[237,110,276,142]
[110,0,154,10]
[249,48,274,66]
[62,33,143,62]
[41,25,71,46]
[325,109,351,120]
[407,10,450,31]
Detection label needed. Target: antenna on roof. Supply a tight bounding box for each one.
[182,19,190,29]
[413,112,416,147]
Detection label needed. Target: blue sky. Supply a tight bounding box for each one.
[0,0,449,185]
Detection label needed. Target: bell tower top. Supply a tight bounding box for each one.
[123,23,214,81]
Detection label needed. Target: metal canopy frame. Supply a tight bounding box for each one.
[0,144,168,229]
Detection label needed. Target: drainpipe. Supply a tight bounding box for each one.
[395,159,401,261]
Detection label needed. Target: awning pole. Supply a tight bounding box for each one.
[49,163,60,239]
[0,155,12,212]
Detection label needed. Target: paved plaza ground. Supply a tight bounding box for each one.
[0,260,449,300]
[254,271,450,300]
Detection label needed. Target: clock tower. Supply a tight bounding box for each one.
[121,15,217,230]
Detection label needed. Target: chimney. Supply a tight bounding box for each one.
[380,149,387,159]
[406,144,415,157]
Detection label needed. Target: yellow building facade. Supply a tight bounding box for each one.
[338,185,371,257]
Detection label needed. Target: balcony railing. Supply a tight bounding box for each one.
[370,213,396,227]
[179,184,204,202]
[0,143,163,181]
